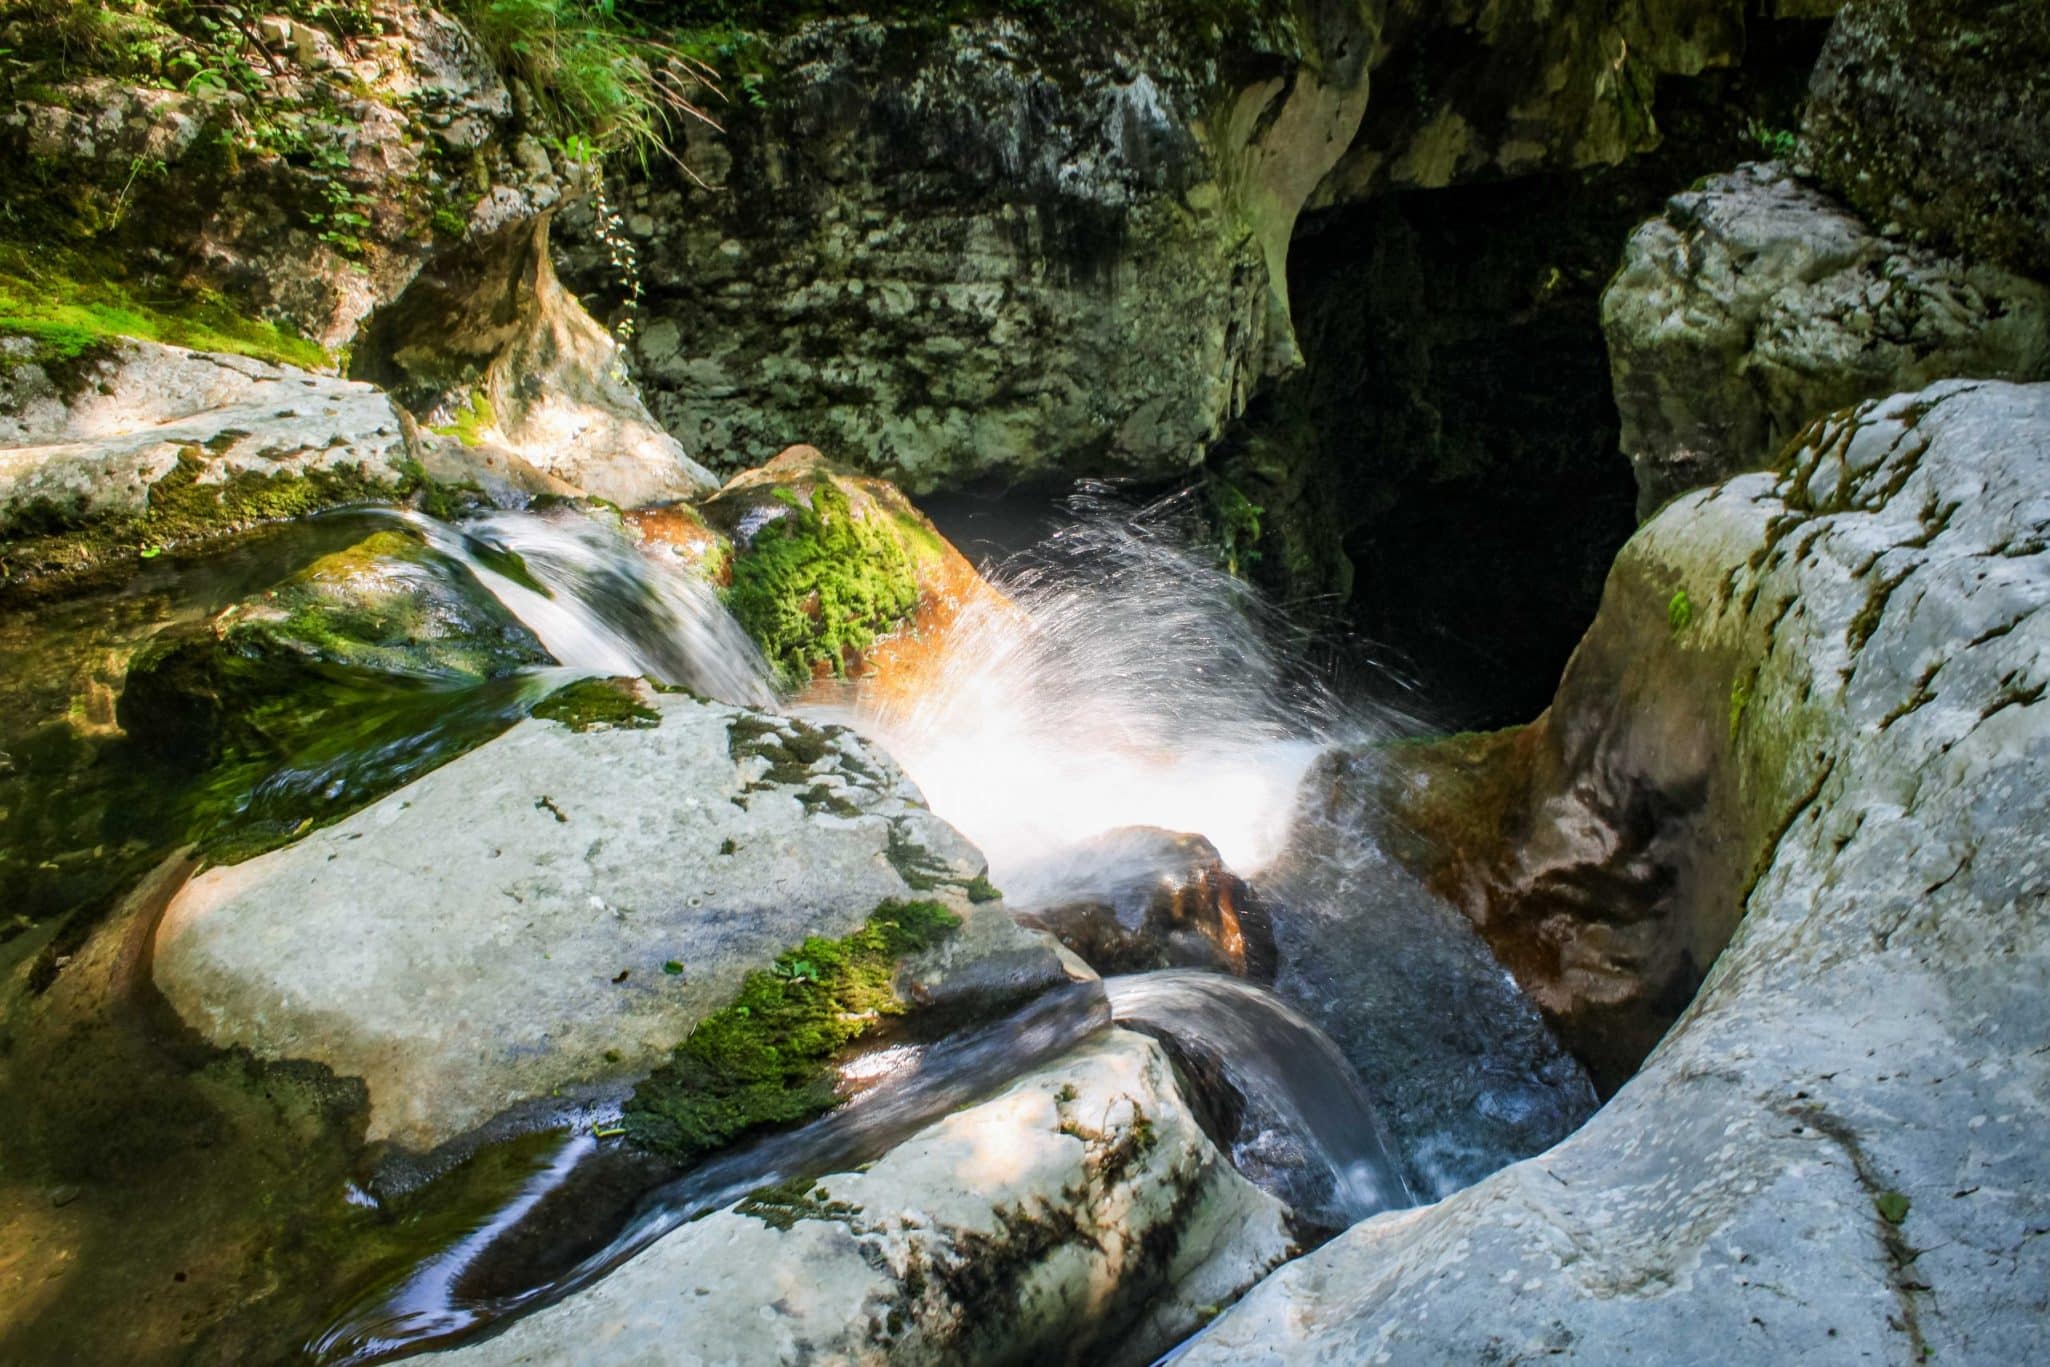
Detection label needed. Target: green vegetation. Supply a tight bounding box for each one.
[452,0,721,154]
[0,243,328,371]
[531,676,663,731]
[726,484,921,691]
[429,390,499,447]
[1875,1190,1911,1225]
[1207,474,1264,578]
[1667,587,1694,635]
[1747,118,1800,161]
[621,898,960,1163]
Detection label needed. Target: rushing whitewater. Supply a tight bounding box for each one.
[397,507,775,708]
[811,491,1338,892]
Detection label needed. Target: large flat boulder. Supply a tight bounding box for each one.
[1603,163,2050,517]
[1185,381,2050,1361]
[432,1028,1291,1367]
[152,690,1067,1152]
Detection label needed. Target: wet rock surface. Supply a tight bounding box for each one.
[152,689,1067,1152]
[1260,775,1598,1201]
[1193,380,2050,1362]
[1604,162,2050,516]
[556,4,1377,491]
[1011,826,1278,979]
[0,340,420,584]
[429,1029,1291,1367]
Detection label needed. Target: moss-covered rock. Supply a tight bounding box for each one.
[151,689,1068,1152]
[223,528,551,680]
[113,527,554,858]
[1803,0,2050,280]
[621,898,960,1164]
[703,446,980,692]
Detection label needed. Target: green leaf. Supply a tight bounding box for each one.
[1875,1190,1911,1225]
[663,960,685,975]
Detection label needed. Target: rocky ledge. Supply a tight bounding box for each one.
[1187,379,2050,1361]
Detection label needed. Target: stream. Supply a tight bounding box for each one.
[1,486,1591,1362]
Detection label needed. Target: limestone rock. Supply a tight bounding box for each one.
[152,692,1068,1152]
[1804,0,2050,280]
[0,339,420,583]
[1603,163,2050,517]
[700,445,1014,694]
[431,1029,1293,1367]
[556,6,1377,491]
[1316,0,1752,203]
[351,217,717,507]
[0,1,557,350]
[1191,381,2050,1361]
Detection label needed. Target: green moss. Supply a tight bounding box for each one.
[621,898,960,1164]
[964,874,1002,904]
[725,483,921,691]
[737,1177,862,1231]
[531,676,662,732]
[429,390,498,448]
[1207,474,1264,578]
[0,243,328,371]
[1667,587,1694,635]
[2,449,419,596]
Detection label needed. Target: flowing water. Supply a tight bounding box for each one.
[397,509,774,708]
[5,486,1589,1362]
[809,486,1350,890]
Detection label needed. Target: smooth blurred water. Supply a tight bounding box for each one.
[398,508,774,708]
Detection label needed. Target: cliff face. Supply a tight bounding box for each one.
[558,0,1764,491]
[0,0,566,350]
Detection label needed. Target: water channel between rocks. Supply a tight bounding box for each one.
[2,486,1594,1363]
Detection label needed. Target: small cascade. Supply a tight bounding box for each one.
[813,489,1346,887]
[397,508,775,708]
[1105,971,1412,1233]
[309,984,1112,1365]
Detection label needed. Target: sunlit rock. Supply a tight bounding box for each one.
[1604,162,2050,516]
[429,1029,1291,1367]
[152,689,1068,1153]
[1011,826,1278,979]
[697,445,1015,696]
[0,339,420,587]
[1194,381,2050,1361]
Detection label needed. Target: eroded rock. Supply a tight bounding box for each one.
[1603,162,2050,516]
[431,1029,1292,1367]
[1011,826,1278,979]
[152,689,1068,1152]
[1803,0,2050,279]
[0,340,421,586]
[1201,381,2050,1361]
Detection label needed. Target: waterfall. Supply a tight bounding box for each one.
[808,488,1354,891]
[396,507,775,709]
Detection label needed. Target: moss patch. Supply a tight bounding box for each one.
[531,676,662,732]
[725,483,922,691]
[429,390,498,447]
[2,448,420,598]
[621,898,960,1164]
[0,243,328,371]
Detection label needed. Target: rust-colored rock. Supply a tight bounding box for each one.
[1012,827,1277,980]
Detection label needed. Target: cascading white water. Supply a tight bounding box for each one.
[810,491,1341,892]
[396,508,775,709]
